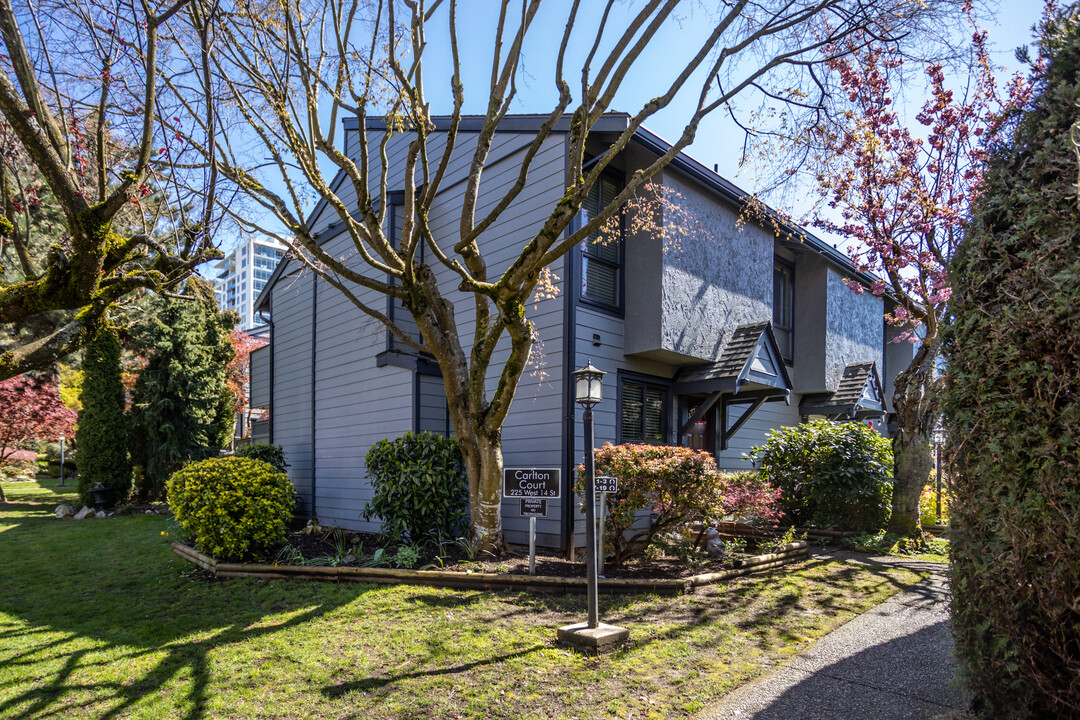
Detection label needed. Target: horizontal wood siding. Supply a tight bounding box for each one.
[270,265,314,507]
[714,396,803,471]
[312,232,413,531]
[250,344,270,408]
[416,374,451,436]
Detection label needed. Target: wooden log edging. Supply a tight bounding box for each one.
[171,543,810,596]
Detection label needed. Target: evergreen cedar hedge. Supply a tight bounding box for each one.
[750,420,892,532]
[577,443,782,564]
[167,457,294,561]
[363,431,468,544]
[76,326,132,505]
[943,7,1080,716]
[129,281,236,499]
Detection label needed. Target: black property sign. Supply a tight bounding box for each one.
[519,498,548,518]
[503,468,561,498]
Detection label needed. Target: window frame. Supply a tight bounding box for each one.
[577,170,625,317]
[772,257,795,364]
[616,371,673,446]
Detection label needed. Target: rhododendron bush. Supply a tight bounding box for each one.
[577,443,782,564]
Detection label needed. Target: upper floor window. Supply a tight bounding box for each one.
[773,259,794,363]
[619,377,669,445]
[579,175,622,311]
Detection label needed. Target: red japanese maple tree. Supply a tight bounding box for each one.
[0,374,76,499]
[225,330,267,435]
[810,23,1031,534]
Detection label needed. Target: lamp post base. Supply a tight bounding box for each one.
[556,622,629,654]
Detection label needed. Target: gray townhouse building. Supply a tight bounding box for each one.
[248,113,913,552]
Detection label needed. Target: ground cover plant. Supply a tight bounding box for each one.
[0,480,927,720]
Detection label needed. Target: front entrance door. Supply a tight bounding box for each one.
[679,395,717,455]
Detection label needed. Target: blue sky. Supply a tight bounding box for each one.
[214,1,1046,253]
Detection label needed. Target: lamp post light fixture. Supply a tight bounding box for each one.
[932,423,947,525]
[58,434,66,487]
[573,361,604,629]
[557,362,629,653]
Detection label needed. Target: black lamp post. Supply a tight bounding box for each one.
[932,422,947,524]
[57,434,66,487]
[573,361,604,629]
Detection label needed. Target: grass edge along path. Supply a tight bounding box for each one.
[0,480,928,720]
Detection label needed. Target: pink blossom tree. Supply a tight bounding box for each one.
[810,25,1030,534]
[0,373,76,500]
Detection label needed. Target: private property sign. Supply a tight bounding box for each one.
[503,468,561,498]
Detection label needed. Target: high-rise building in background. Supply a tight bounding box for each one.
[213,235,287,331]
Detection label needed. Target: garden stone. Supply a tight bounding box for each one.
[73,506,95,520]
[55,504,76,519]
[95,511,106,519]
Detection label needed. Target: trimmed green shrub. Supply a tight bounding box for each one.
[577,443,727,564]
[942,8,1080,716]
[362,431,467,544]
[77,326,132,505]
[167,457,294,560]
[750,420,892,532]
[236,442,289,474]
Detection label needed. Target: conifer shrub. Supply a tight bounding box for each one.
[167,457,294,560]
[750,420,892,532]
[129,280,236,498]
[77,326,132,505]
[362,431,467,544]
[942,8,1080,715]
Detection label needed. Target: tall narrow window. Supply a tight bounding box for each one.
[580,175,622,310]
[619,379,669,444]
[773,260,794,363]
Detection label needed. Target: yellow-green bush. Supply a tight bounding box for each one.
[167,457,294,560]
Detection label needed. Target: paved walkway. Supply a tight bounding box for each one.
[697,553,968,720]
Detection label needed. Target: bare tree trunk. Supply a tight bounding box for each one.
[458,428,506,552]
[888,343,938,536]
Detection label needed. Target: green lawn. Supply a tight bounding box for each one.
[0,481,928,719]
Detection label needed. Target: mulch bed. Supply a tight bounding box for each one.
[271,525,788,579]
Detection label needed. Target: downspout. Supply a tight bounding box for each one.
[310,273,318,520]
[257,307,275,445]
[562,139,579,557]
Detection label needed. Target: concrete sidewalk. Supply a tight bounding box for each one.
[696,554,967,720]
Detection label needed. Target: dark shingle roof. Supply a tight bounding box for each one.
[800,362,884,418]
[674,322,792,394]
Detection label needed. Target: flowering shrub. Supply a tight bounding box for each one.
[720,471,783,526]
[577,443,725,564]
[167,457,294,560]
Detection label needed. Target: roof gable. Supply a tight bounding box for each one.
[799,361,886,419]
[673,322,793,395]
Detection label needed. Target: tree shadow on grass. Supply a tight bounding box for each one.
[501,554,938,658]
[0,496,365,720]
[320,644,546,697]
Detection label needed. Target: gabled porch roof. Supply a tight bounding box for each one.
[672,321,793,397]
[800,361,886,420]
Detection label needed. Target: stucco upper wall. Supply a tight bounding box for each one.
[825,268,884,390]
[625,171,772,363]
